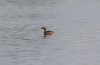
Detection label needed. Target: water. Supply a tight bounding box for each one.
[0,0,100,65]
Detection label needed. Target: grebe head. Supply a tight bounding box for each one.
[41,27,46,30]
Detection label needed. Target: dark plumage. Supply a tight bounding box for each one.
[41,27,54,37]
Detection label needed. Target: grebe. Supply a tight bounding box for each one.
[41,27,54,37]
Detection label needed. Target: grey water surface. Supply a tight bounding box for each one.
[0,0,100,65]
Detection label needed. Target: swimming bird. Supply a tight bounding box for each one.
[41,27,54,37]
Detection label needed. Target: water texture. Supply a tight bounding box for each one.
[0,0,100,65]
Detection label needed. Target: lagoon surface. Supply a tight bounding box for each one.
[0,0,100,65]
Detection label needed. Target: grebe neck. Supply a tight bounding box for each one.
[44,28,46,31]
